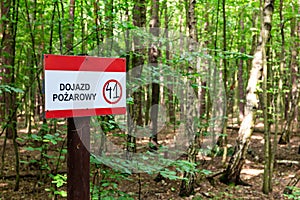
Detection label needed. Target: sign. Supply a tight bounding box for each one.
[44,54,126,118]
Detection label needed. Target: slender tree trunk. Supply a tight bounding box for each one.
[296,0,300,155]
[1,0,16,140]
[262,17,271,195]
[104,0,113,56]
[80,0,86,54]
[65,0,75,54]
[49,1,57,54]
[127,0,146,153]
[0,0,20,190]
[132,0,146,126]
[278,2,299,145]
[221,0,228,165]
[94,0,101,55]
[179,0,198,196]
[105,0,113,38]
[149,0,160,149]
[247,11,259,75]
[272,0,285,193]
[58,0,64,54]
[238,13,245,121]
[164,0,175,126]
[220,0,275,185]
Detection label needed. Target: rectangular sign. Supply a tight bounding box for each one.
[44,54,126,118]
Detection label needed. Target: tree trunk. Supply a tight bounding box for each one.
[105,0,113,38]
[220,0,275,185]
[127,0,146,153]
[262,19,271,195]
[80,0,86,54]
[163,0,175,126]
[278,1,299,145]
[238,12,245,121]
[179,0,198,196]
[221,0,228,165]
[65,0,75,54]
[149,0,160,149]
[132,0,146,127]
[0,0,20,191]
[93,0,102,56]
[1,0,17,140]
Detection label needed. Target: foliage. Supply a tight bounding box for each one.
[90,158,134,200]
[20,122,67,197]
[23,128,65,171]
[0,84,23,94]
[45,174,67,198]
[284,187,300,200]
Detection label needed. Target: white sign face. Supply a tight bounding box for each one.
[45,71,126,110]
[44,55,126,118]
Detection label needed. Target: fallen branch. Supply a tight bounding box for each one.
[206,169,225,179]
[227,125,283,134]
[228,124,300,135]
[276,160,300,165]
[205,169,226,187]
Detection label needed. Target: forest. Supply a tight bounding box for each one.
[1,0,300,199]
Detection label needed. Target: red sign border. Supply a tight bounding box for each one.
[44,54,126,72]
[45,107,126,118]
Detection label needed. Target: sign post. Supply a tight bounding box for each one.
[67,117,90,199]
[44,54,126,199]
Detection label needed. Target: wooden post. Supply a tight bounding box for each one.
[67,117,90,200]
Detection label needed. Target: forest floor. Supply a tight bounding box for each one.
[0,120,300,199]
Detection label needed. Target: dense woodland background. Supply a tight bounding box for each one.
[1,0,300,199]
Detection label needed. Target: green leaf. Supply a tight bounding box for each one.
[200,169,212,175]
[51,174,67,188]
[43,134,58,144]
[29,134,42,141]
[101,183,110,187]
[0,84,23,94]
[25,146,43,152]
[54,190,67,197]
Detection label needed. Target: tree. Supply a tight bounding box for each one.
[149,0,160,149]
[179,0,198,196]
[0,0,20,191]
[65,0,75,54]
[127,0,146,153]
[278,0,300,145]
[220,0,275,185]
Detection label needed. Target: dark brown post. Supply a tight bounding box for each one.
[67,117,90,200]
